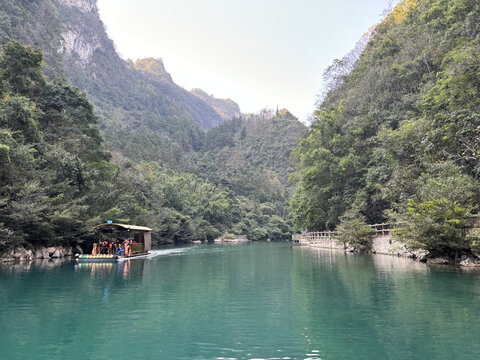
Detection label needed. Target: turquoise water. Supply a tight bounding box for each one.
[1,242,480,359]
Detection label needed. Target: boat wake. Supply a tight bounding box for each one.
[147,248,188,258]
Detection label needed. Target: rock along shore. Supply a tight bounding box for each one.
[296,234,480,267]
[0,244,83,263]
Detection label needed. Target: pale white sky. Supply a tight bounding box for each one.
[97,0,399,122]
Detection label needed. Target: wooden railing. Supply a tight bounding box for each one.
[131,243,145,253]
[292,223,394,243]
[369,223,394,236]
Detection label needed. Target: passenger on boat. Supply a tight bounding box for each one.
[115,241,125,256]
[124,239,132,257]
[108,242,113,255]
[114,245,121,256]
[100,241,108,255]
[92,243,98,255]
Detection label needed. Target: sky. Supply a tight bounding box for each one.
[97,0,400,122]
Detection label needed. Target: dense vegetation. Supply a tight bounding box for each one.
[290,0,480,258]
[0,42,110,246]
[0,40,305,251]
[191,110,307,240]
[0,0,310,252]
[0,0,65,78]
[0,0,230,169]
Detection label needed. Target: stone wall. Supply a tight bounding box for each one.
[372,235,408,256]
[293,231,480,266]
[294,232,414,253]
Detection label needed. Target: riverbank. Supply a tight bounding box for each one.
[0,243,83,263]
[294,233,480,267]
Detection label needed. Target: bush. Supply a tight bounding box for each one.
[337,216,375,252]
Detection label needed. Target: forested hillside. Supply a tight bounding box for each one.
[290,0,480,258]
[0,0,307,250]
[0,42,305,251]
[0,0,236,168]
[192,110,307,240]
[0,42,111,245]
[191,88,241,120]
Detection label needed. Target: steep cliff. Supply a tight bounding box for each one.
[0,0,227,166]
[289,0,480,259]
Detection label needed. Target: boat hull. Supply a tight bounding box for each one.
[76,252,150,263]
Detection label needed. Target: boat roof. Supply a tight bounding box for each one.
[94,223,152,232]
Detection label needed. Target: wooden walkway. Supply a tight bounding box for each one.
[292,223,393,244]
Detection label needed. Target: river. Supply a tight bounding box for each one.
[1,242,479,359]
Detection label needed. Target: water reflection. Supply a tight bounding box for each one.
[1,243,480,360]
[0,257,73,273]
[74,258,151,282]
[371,252,429,273]
[291,246,480,360]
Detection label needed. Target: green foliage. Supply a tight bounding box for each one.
[391,162,478,256]
[291,0,480,257]
[337,214,375,252]
[189,111,306,240]
[0,0,308,247]
[0,0,64,78]
[0,42,117,247]
[0,41,45,95]
[0,0,222,168]
[222,233,237,240]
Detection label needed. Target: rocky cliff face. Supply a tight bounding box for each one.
[61,28,101,64]
[55,0,225,133]
[59,0,113,65]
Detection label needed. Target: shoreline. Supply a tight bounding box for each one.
[293,234,480,268]
[0,244,83,264]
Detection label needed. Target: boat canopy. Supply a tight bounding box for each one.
[94,223,152,252]
[94,223,152,232]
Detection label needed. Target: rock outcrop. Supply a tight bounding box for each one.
[59,0,104,65]
[0,244,77,263]
[61,28,102,64]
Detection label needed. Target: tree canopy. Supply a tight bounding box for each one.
[290,0,480,257]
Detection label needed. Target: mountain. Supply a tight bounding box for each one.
[191,88,241,120]
[290,0,480,257]
[0,0,308,247]
[196,109,306,188]
[0,0,231,167]
[190,110,307,240]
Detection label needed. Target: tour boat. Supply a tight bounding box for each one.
[76,223,152,263]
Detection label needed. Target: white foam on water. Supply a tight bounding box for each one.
[148,248,187,258]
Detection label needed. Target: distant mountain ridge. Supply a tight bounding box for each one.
[191,88,241,120]
[0,0,308,245]
[0,0,241,166]
[58,0,239,131]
